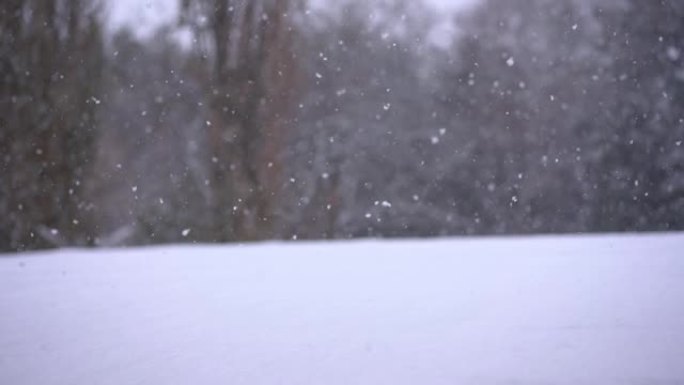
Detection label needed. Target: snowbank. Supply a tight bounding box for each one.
[1,234,683,384]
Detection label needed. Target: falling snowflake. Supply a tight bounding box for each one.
[667,46,680,61]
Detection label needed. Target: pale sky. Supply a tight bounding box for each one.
[106,0,181,38]
[106,0,478,39]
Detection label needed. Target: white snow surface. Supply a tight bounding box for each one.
[1,234,684,385]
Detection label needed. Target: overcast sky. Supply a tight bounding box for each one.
[106,0,478,39]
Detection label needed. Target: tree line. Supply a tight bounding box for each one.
[1,0,682,251]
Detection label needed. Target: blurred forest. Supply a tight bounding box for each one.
[1,0,683,252]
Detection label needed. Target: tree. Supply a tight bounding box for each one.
[90,29,215,246]
[0,0,105,251]
[587,0,684,230]
[281,0,444,239]
[180,0,302,241]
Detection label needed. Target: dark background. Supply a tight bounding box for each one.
[1,0,683,252]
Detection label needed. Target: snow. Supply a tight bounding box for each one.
[667,46,681,62]
[1,234,684,385]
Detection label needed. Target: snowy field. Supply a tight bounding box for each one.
[1,234,684,385]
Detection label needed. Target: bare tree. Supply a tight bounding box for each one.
[1,0,104,251]
[180,0,302,241]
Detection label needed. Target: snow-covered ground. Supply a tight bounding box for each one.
[1,234,683,385]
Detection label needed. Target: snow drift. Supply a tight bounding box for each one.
[1,234,683,384]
